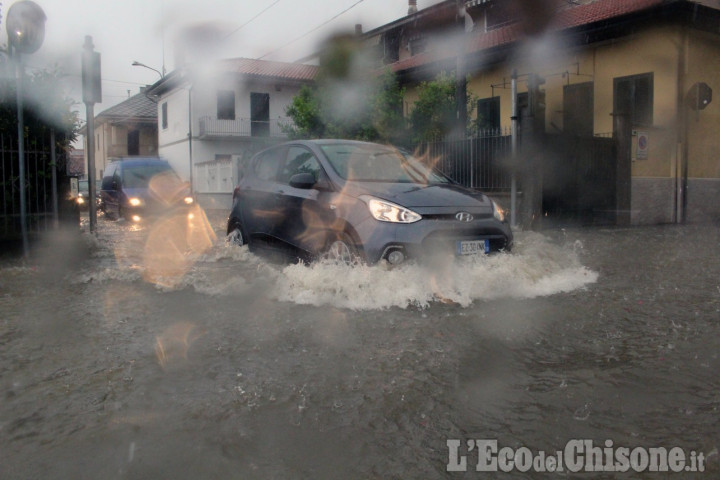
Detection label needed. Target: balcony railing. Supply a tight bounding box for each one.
[198,116,293,139]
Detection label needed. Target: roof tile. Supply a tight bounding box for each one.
[218,58,318,81]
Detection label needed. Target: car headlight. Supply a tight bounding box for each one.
[183,196,194,205]
[128,197,142,207]
[363,196,421,224]
[76,196,85,205]
[492,200,506,223]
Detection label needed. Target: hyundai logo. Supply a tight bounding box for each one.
[455,212,474,222]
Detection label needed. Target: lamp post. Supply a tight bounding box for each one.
[132,61,164,79]
[82,36,102,233]
[7,0,46,258]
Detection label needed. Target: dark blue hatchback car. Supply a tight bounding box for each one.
[100,157,194,222]
[227,140,512,264]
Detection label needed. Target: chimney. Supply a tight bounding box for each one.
[355,24,363,35]
[408,0,417,15]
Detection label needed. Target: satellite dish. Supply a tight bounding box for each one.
[6,1,47,54]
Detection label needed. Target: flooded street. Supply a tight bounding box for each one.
[1,210,719,479]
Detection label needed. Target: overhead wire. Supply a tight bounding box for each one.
[222,0,283,41]
[258,0,367,59]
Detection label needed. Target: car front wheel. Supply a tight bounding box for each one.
[226,221,247,247]
[322,232,361,264]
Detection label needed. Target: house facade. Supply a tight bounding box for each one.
[83,88,158,182]
[146,58,318,209]
[362,0,720,225]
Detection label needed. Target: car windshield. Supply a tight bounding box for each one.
[320,144,450,184]
[122,164,174,189]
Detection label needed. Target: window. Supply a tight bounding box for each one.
[477,97,500,130]
[381,31,400,64]
[217,90,235,120]
[161,102,168,129]
[122,163,172,189]
[278,146,322,184]
[250,93,270,137]
[127,130,140,155]
[101,164,116,190]
[614,73,653,126]
[320,143,449,183]
[253,147,283,181]
[408,35,426,56]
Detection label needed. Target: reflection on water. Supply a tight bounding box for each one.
[155,321,206,369]
[3,216,718,479]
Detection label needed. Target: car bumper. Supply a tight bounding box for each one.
[352,216,513,264]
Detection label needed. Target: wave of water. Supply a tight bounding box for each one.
[69,229,597,310]
[273,232,598,309]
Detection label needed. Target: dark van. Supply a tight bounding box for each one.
[100,157,194,222]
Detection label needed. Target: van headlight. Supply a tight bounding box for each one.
[363,196,421,224]
[492,200,506,223]
[183,196,194,205]
[128,197,142,207]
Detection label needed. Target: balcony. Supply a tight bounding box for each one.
[198,116,293,139]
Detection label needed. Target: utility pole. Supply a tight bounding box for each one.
[7,0,46,258]
[521,73,545,229]
[455,0,468,137]
[510,69,518,228]
[82,36,102,233]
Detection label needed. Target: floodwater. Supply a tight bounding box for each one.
[1,209,718,479]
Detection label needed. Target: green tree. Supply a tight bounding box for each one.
[284,84,324,140]
[409,71,477,143]
[284,34,407,144]
[0,65,80,147]
[371,69,407,145]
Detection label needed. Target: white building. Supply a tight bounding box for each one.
[146,58,318,209]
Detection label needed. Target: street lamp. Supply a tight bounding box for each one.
[7,0,46,258]
[132,61,164,79]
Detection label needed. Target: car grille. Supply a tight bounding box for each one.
[421,212,492,221]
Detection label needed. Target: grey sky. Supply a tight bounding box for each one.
[1,0,442,115]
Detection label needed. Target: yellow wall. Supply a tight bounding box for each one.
[462,25,685,179]
[400,23,720,181]
[686,30,720,178]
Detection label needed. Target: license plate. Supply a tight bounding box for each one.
[456,239,490,255]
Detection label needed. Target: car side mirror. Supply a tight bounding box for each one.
[289,172,316,190]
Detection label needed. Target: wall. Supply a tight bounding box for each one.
[463,24,687,224]
[157,74,306,202]
[684,29,720,223]
[157,87,192,181]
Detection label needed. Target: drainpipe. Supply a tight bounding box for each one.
[678,25,689,223]
[50,129,58,229]
[510,69,518,228]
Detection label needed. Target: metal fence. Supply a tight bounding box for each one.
[0,132,64,237]
[412,127,513,191]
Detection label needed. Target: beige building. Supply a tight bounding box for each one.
[83,88,158,181]
[361,0,720,225]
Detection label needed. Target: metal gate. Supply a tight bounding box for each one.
[542,134,617,225]
[413,128,512,191]
[1,132,68,238]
